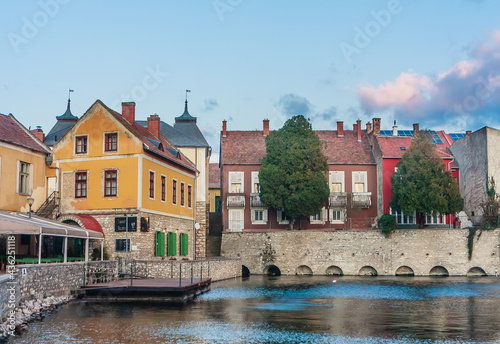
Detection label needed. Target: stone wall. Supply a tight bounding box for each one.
[195,201,208,258]
[91,211,194,261]
[125,257,241,282]
[0,274,18,322]
[221,229,500,276]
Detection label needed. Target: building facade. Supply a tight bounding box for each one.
[51,100,198,260]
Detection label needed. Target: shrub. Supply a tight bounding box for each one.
[378,214,397,234]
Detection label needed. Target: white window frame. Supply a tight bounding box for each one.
[390,208,416,225]
[228,171,244,193]
[277,209,289,225]
[329,208,345,224]
[17,161,32,195]
[251,171,260,194]
[352,171,368,193]
[329,171,345,192]
[251,208,268,225]
[310,208,327,224]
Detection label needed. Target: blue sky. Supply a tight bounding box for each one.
[1,0,500,161]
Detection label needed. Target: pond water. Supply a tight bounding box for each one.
[9,275,500,343]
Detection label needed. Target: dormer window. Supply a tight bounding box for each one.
[105,133,118,152]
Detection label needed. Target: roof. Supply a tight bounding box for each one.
[209,163,220,189]
[173,101,209,147]
[45,99,78,146]
[377,135,454,160]
[0,211,103,239]
[136,120,209,147]
[0,113,51,154]
[96,101,197,174]
[221,129,375,165]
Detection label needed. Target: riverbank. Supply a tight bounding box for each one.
[0,294,73,338]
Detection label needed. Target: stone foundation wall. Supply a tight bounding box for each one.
[0,274,18,321]
[221,229,500,276]
[195,201,208,258]
[125,257,241,282]
[91,211,194,261]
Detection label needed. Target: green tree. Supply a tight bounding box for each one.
[480,177,500,228]
[259,115,329,229]
[389,131,462,228]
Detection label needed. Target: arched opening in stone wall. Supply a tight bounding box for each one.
[295,265,313,275]
[358,266,377,276]
[264,265,281,276]
[467,267,487,277]
[242,265,250,277]
[395,266,415,276]
[62,219,80,227]
[430,266,449,277]
[326,266,343,276]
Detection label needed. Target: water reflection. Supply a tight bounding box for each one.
[10,275,500,343]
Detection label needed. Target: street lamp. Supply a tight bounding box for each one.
[27,197,34,218]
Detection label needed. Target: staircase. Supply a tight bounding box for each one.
[35,191,59,219]
[206,212,223,257]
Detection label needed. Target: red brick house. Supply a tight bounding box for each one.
[220,119,378,231]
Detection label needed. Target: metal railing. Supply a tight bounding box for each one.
[351,192,372,208]
[329,192,347,207]
[35,191,60,218]
[250,193,265,207]
[227,194,245,208]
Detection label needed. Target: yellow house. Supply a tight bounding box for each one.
[51,100,197,260]
[0,113,51,213]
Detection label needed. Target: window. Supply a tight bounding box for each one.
[104,170,117,197]
[161,176,166,202]
[115,239,130,252]
[149,171,155,199]
[228,172,244,193]
[18,161,30,194]
[180,233,189,256]
[329,171,345,192]
[188,185,192,208]
[105,133,117,152]
[75,136,87,154]
[180,182,185,206]
[251,208,268,224]
[251,171,260,193]
[167,232,177,256]
[329,209,345,223]
[352,171,368,192]
[310,208,327,224]
[390,208,416,225]
[277,209,289,225]
[75,171,87,198]
[172,180,177,204]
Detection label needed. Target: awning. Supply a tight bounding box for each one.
[0,211,104,239]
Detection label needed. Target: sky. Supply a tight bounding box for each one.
[1,0,500,162]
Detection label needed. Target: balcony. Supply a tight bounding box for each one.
[250,193,265,207]
[227,194,245,208]
[329,192,347,207]
[351,192,372,208]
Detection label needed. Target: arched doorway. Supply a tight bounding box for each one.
[395,266,415,276]
[358,266,377,276]
[326,266,343,276]
[430,266,449,277]
[264,265,281,276]
[295,265,313,275]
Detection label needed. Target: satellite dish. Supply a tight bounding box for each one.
[194,223,200,230]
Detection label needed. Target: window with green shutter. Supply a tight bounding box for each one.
[155,231,165,256]
[167,232,177,256]
[180,233,189,256]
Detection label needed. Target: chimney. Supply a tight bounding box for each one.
[147,114,161,139]
[222,120,227,137]
[122,102,136,124]
[337,121,344,137]
[392,120,398,136]
[466,130,472,135]
[263,119,270,136]
[31,126,45,141]
[366,122,372,134]
[413,123,419,138]
[353,123,358,131]
[373,118,381,136]
[357,119,362,142]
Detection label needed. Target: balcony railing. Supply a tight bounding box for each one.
[227,194,245,208]
[329,192,347,207]
[351,192,372,208]
[250,193,265,207]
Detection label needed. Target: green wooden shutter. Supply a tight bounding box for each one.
[180,233,189,256]
[155,231,165,256]
[167,232,177,256]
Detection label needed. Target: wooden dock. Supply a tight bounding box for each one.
[79,278,211,303]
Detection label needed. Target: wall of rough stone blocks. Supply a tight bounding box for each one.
[0,274,18,322]
[221,229,500,276]
[125,257,241,282]
[195,201,208,258]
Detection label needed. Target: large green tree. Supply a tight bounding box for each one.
[389,131,462,228]
[259,115,329,229]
